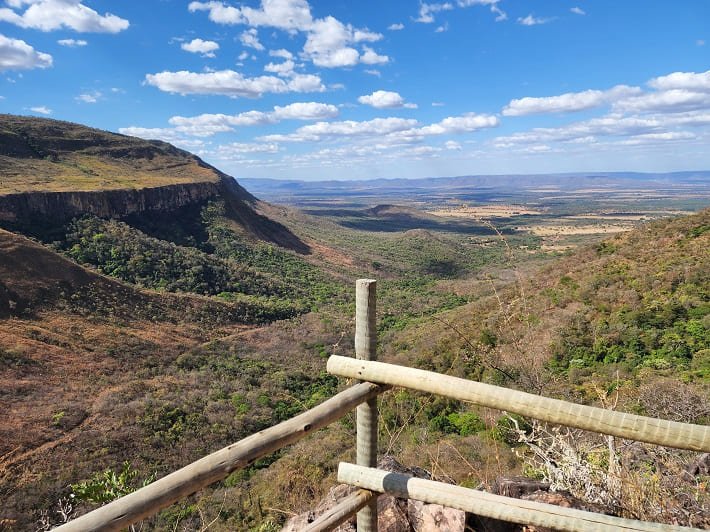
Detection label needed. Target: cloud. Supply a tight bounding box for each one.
[0,0,128,33]
[57,38,87,47]
[618,131,696,146]
[364,69,380,77]
[264,59,295,77]
[698,39,705,47]
[648,69,710,92]
[161,102,339,136]
[360,46,389,65]
[444,140,461,150]
[492,110,710,149]
[435,23,448,33]
[269,48,293,59]
[188,0,313,32]
[75,90,101,103]
[388,23,404,30]
[271,101,338,120]
[119,126,179,140]
[259,112,498,143]
[29,105,51,114]
[145,69,325,98]
[416,3,453,24]
[503,85,641,116]
[517,14,552,26]
[413,112,499,136]
[613,89,710,114]
[302,16,378,68]
[240,28,264,51]
[491,68,710,155]
[189,0,387,69]
[416,0,506,24]
[214,142,280,155]
[260,117,419,142]
[358,90,417,109]
[570,7,585,15]
[0,33,52,71]
[181,38,219,57]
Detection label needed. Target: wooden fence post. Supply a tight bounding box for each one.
[355,279,378,531]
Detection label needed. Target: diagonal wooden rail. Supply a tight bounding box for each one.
[54,382,387,532]
[327,355,710,452]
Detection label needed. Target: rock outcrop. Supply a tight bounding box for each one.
[282,456,466,532]
[0,180,222,223]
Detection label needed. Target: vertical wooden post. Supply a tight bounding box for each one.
[355,279,378,532]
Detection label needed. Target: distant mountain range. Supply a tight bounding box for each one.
[241,171,710,195]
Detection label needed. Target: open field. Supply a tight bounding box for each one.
[427,204,544,218]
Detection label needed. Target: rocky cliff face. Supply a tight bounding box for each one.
[0,180,223,223]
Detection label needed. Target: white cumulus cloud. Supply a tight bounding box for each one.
[503,85,641,116]
[181,38,219,57]
[189,0,387,69]
[648,69,710,92]
[264,59,295,77]
[145,69,324,98]
[260,117,419,142]
[0,0,128,33]
[360,46,389,65]
[240,28,264,51]
[388,23,404,30]
[75,90,101,103]
[570,7,586,15]
[0,33,52,71]
[414,113,499,135]
[29,105,51,114]
[358,90,416,109]
[269,48,293,59]
[160,102,339,137]
[614,89,710,114]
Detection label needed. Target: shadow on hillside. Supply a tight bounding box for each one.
[337,215,504,235]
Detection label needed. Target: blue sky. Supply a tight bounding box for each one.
[1,0,709,180]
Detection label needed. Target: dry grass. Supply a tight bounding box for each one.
[0,154,219,194]
[428,204,543,218]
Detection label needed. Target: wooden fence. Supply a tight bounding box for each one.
[56,279,709,532]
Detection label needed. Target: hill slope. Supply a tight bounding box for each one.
[0,114,222,193]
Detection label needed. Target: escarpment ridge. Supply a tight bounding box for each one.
[0,114,254,221]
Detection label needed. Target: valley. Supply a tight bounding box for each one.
[0,117,708,531]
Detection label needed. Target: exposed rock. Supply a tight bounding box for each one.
[407,499,466,531]
[281,456,465,532]
[378,495,410,532]
[493,477,550,499]
[0,181,222,223]
[467,478,610,532]
[683,453,710,481]
[522,489,604,512]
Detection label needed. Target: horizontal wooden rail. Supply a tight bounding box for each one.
[56,382,388,532]
[302,489,375,532]
[338,463,701,532]
[327,356,710,452]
